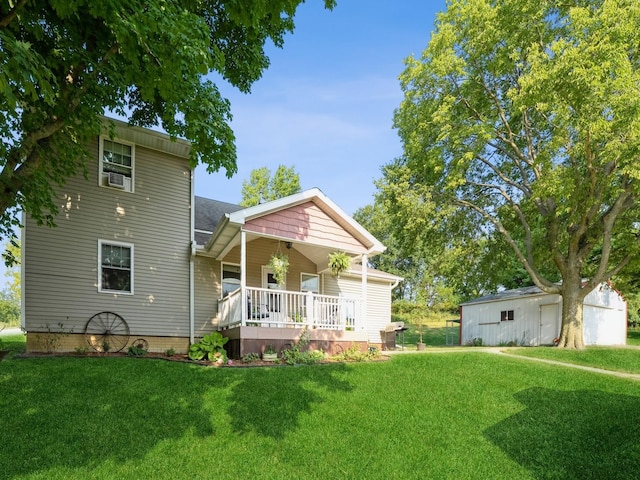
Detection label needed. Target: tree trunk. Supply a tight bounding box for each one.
[557,284,585,349]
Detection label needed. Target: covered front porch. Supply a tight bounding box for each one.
[196,189,388,358]
[219,287,362,330]
[218,286,368,357]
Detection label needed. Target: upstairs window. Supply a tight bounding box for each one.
[100,138,134,192]
[99,240,133,294]
[501,310,514,322]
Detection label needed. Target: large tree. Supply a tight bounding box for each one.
[390,0,640,348]
[1,0,334,247]
[240,164,301,206]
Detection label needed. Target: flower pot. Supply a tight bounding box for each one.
[262,352,278,362]
[416,343,426,351]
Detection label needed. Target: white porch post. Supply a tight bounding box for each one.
[361,254,368,330]
[240,229,247,326]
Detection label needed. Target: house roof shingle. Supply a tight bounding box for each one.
[194,196,243,246]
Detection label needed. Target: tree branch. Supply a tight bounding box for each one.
[0,0,27,29]
[454,197,558,292]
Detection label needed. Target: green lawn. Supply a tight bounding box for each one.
[1,335,639,479]
[507,346,640,375]
[399,321,460,348]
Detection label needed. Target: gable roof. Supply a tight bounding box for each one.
[201,188,386,262]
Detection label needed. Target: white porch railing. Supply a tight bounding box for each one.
[218,287,362,331]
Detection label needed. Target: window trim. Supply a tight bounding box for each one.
[99,136,135,193]
[221,262,241,298]
[98,239,134,295]
[300,272,320,294]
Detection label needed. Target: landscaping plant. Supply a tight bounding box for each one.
[281,328,324,365]
[327,251,351,277]
[188,331,229,363]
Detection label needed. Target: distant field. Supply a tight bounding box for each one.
[398,320,460,349]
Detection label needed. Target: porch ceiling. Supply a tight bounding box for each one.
[203,228,350,269]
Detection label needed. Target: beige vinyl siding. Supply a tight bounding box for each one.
[224,237,317,290]
[324,274,393,344]
[194,255,221,335]
[364,280,393,344]
[24,137,192,338]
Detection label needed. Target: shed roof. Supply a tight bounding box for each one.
[460,285,550,306]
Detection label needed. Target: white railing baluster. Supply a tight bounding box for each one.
[217,286,362,331]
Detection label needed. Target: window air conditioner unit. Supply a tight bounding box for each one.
[108,172,126,188]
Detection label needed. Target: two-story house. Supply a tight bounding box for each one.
[23,118,401,358]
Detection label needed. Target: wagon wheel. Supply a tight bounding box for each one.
[131,338,148,350]
[85,311,130,353]
[331,344,344,356]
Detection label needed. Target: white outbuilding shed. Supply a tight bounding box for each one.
[459,283,627,346]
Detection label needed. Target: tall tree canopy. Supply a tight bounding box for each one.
[387,0,640,348]
[1,0,334,245]
[240,164,301,206]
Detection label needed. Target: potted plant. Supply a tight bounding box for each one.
[414,318,428,351]
[328,251,351,277]
[267,252,289,286]
[262,345,278,362]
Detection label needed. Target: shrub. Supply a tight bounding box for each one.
[242,352,260,363]
[334,344,380,362]
[189,331,229,364]
[280,327,324,365]
[127,345,147,356]
[35,323,74,353]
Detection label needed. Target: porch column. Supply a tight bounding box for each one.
[240,229,247,326]
[361,254,368,330]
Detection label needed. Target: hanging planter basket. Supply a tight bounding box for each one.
[268,252,289,286]
[328,251,351,277]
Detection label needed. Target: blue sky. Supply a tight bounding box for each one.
[2,1,447,287]
[195,0,447,215]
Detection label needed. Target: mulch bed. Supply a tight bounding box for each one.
[15,351,391,367]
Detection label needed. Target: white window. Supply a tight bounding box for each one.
[99,137,134,192]
[222,263,241,297]
[99,240,133,294]
[301,273,319,294]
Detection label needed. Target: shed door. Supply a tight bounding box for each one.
[539,304,558,345]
